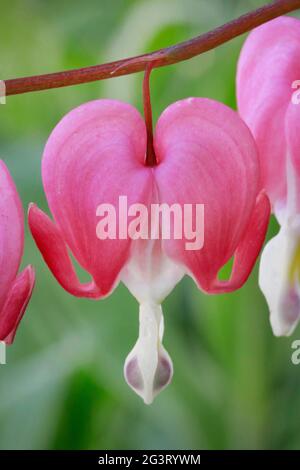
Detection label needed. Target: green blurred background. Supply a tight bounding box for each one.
[0,0,299,450]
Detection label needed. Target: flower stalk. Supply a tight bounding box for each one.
[143,64,157,167]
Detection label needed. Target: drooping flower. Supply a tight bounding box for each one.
[28,81,270,403]
[237,16,300,336]
[0,161,35,344]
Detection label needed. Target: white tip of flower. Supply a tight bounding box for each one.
[124,302,173,404]
[259,222,300,337]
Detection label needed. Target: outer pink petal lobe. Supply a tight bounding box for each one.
[28,204,100,297]
[154,98,266,292]
[237,16,300,205]
[38,99,153,297]
[0,266,35,344]
[0,161,35,344]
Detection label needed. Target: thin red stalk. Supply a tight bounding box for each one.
[143,64,156,167]
[3,0,300,96]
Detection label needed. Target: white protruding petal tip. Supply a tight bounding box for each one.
[124,302,173,404]
[270,286,300,337]
[259,223,300,337]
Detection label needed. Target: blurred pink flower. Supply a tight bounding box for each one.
[29,97,269,403]
[237,17,300,336]
[0,161,35,345]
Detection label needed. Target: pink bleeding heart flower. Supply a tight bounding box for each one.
[0,161,35,345]
[28,74,270,403]
[237,16,300,336]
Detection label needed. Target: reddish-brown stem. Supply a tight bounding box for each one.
[3,0,300,96]
[143,64,156,167]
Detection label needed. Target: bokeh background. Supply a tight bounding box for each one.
[0,0,299,450]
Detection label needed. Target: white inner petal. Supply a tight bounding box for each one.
[121,235,185,403]
[121,238,185,304]
[124,302,173,404]
[259,218,300,336]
